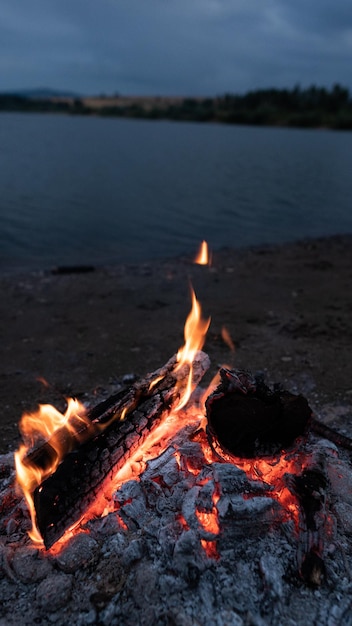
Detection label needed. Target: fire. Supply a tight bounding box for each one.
[195,500,220,536]
[202,435,302,528]
[194,240,211,266]
[238,455,302,524]
[174,288,210,411]
[13,251,305,557]
[221,325,235,353]
[14,288,210,547]
[15,398,88,545]
[49,405,205,554]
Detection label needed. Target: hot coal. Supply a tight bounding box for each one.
[33,352,210,549]
[206,368,312,458]
[2,431,352,626]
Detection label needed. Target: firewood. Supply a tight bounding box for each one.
[310,418,352,451]
[287,450,328,587]
[205,368,312,458]
[33,351,210,549]
[24,354,193,472]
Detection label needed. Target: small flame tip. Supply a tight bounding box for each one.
[194,240,211,266]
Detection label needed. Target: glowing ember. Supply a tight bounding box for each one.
[203,435,302,528]
[194,240,211,266]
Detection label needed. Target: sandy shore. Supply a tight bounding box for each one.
[1,234,352,454]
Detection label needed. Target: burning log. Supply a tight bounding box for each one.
[204,367,342,586]
[31,351,210,549]
[23,355,191,472]
[205,368,312,458]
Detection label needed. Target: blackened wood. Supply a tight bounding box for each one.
[33,351,210,549]
[311,418,352,451]
[287,451,328,587]
[205,368,312,458]
[24,355,185,472]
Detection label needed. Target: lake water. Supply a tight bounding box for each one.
[0,112,351,271]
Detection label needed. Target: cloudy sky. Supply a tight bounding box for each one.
[1,0,352,96]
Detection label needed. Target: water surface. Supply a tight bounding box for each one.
[0,113,351,271]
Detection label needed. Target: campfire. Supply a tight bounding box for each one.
[2,241,352,625]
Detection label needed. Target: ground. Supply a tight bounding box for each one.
[1,234,352,454]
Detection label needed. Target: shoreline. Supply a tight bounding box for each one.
[0,231,350,278]
[1,233,352,453]
[1,86,352,130]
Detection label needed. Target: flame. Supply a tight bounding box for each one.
[221,326,235,353]
[15,398,89,545]
[49,405,204,553]
[194,240,211,266]
[174,288,210,411]
[36,376,50,388]
[14,285,210,548]
[13,251,305,556]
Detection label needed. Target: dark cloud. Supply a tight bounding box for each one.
[1,0,351,94]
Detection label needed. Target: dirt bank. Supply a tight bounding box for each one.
[1,234,352,453]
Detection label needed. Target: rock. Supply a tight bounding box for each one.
[36,573,73,612]
[12,546,53,583]
[54,533,99,573]
[121,537,146,567]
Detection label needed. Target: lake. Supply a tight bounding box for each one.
[0,112,351,271]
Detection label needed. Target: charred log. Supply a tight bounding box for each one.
[287,451,329,587]
[24,355,194,473]
[311,418,352,452]
[33,352,210,549]
[205,368,312,458]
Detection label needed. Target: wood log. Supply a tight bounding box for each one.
[310,418,352,452]
[24,355,190,472]
[33,351,210,549]
[205,368,312,458]
[287,450,329,587]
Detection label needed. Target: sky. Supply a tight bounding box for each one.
[1,0,352,96]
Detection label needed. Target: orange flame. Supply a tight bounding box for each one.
[14,398,89,545]
[221,325,235,353]
[194,240,211,266]
[174,288,210,411]
[13,260,302,556]
[14,287,211,547]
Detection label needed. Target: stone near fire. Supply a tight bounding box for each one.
[12,545,53,583]
[54,532,99,573]
[36,572,73,612]
[121,537,146,567]
[210,462,269,494]
[217,494,283,537]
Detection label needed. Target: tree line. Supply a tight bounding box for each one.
[1,84,351,130]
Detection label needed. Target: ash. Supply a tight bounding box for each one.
[1,428,352,626]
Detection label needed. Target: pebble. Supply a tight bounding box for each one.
[54,533,99,573]
[12,546,53,583]
[121,537,146,567]
[122,373,137,383]
[36,573,73,612]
